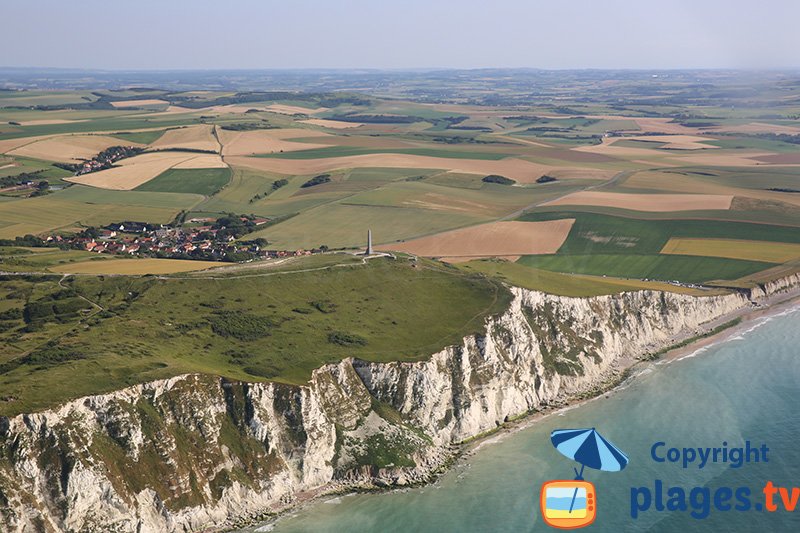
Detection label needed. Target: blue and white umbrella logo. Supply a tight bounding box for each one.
[550,428,629,514]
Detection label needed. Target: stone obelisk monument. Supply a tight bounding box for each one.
[366,229,373,255]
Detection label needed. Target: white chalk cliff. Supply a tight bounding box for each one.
[1,279,796,532]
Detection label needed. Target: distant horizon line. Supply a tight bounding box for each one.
[2,66,800,73]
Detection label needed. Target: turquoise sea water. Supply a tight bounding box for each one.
[248,305,800,532]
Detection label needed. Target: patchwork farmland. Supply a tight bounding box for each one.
[0,76,799,297]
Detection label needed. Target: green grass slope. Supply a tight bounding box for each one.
[0,257,511,415]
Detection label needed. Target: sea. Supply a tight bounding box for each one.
[242,304,800,533]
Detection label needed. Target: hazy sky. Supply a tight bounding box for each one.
[3,0,799,70]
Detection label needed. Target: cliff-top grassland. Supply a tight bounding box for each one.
[0,258,511,416]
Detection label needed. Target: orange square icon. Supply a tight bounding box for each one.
[540,480,597,529]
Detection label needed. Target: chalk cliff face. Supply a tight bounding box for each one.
[0,282,792,532]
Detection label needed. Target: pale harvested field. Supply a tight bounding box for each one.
[546,168,618,180]
[0,127,177,155]
[671,151,779,167]
[259,128,332,140]
[228,154,592,184]
[218,129,328,156]
[300,118,363,129]
[65,152,220,190]
[18,119,87,126]
[49,258,223,274]
[172,154,228,169]
[626,171,800,208]
[439,255,521,263]
[7,135,141,163]
[616,134,718,150]
[124,105,196,118]
[579,139,772,167]
[110,99,168,108]
[544,115,697,135]
[265,104,328,115]
[703,122,800,135]
[574,137,670,159]
[0,137,37,154]
[162,105,194,114]
[661,238,800,263]
[149,125,219,152]
[492,134,551,148]
[378,219,575,259]
[543,191,733,212]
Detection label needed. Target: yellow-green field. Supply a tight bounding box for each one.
[0,195,189,238]
[459,259,726,297]
[48,258,224,275]
[661,238,800,264]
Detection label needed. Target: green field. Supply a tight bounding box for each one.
[195,167,346,217]
[195,167,445,220]
[516,253,772,284]
[707,137,800,153]
[459,259,726,297]
[135,168,231,196]
[111,129,167,144]
[0,258,511,415]
[0,115,206,141]
[0,187,201,238]
[0,247,114,272]
[0,157,73,180]
[519,211,800,255]
[339,180,558,218]
[248,201,485,249]
[509,211,800,283]
[652,166,800,192]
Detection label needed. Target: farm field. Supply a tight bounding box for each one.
[248,202,486,249]
[148,124,220,152]
[0,195,184,238]
[7,134,141,163]
[383,219,575,261]
[0,247,110,272]
[257,146,512,160]
[0,76,798,293]
[542,191,733,212]
[458,259,724,297]
[516,253,772,284]
[65,152,226,190]
[218,128,329,156]
[49,258,224,274]
[339,180,569,217]
[135,167,231,195]
[228,153,598,184]
[518,211,800,255]
[661,238,800,263]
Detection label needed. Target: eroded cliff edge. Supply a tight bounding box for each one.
[1,276,797,532]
